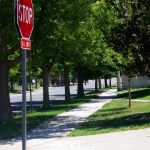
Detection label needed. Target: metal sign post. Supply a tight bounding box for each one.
[14,0,34,149]
[22,49,27,150]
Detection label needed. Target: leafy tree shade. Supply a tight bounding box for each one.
[107,0,150,73]
[0,0,21,121]
[106,0,150,107]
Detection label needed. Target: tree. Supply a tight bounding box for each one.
[55,0,97,98]
[106,0,150,73]
[31,0,64,108]
[0,0,21,121]
[104,0,150,107]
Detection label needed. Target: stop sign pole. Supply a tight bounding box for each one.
[22,47,27,150]
[14,0,34,150]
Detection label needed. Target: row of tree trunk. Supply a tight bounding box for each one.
[95,77,112,92]
[0,60,113,121]
[42,65,86,109]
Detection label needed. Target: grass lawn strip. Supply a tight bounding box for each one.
[0,89,106,139]
[69,100,150,137]
[117,88,150,100]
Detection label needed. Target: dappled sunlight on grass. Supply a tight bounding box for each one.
[117,88,150,100]
[69,100,150,136]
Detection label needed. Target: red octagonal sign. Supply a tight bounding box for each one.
[15,0,34,40]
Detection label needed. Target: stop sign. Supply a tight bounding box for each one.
[15,0,34,39]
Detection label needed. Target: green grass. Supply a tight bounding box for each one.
[0,91,102,139]
[69,100,150,137]
[117,88,150,100]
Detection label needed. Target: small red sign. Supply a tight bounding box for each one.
[20,38,31,50]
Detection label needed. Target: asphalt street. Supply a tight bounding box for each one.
[10,78,117,112]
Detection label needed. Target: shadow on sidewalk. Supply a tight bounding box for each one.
[0,88,117,145]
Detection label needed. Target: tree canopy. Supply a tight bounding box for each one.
[0,0,149,121]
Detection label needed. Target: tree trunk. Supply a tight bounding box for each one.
[26,83,29,91]
[98,77,101,90]
[104,78,108,88]
[64,64,70,101]
[109,78,112,87]
[117,71,121,91]
[77,68,84,98]
[95,78,98,92]
[128,76,131,108]
[43,67,50,108]
[29,69,33,111]
[10,80,14,91]
[35,76,38,89]
[0,63,12,121]
[61,74,64,86]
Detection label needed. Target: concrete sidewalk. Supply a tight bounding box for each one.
[3,88,150,150]
[1,128,150,150]
[28,128,150,150]
[0,88,116,149]
[26,89,116,139]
